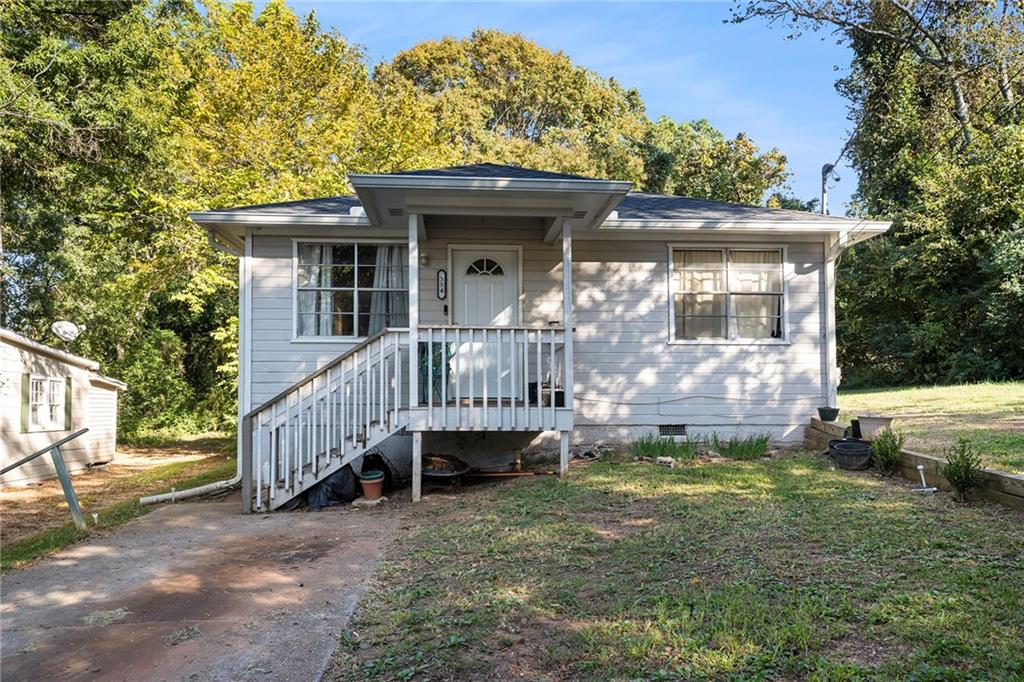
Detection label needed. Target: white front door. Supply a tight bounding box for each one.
[451,248,520,399]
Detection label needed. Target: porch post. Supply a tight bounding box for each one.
[412,431,423,502]
[408,213,420,408]
[408,213,422,501]
[560,217,574,475]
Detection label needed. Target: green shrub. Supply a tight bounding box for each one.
[941,438,984,502]
[871,428,905,476]
[630,433,699,460]
[706,433,771,460]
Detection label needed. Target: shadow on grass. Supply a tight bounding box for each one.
[328,456,1024,681]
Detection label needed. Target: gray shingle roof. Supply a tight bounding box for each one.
[388,163,602,181]
[202,196,361,216]
[616,192,851,223]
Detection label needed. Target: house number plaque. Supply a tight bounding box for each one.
[437,269,447,300]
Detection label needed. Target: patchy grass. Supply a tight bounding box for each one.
[327,456,1024,681]
[839,382,1024,474]
[630,434,700,460]
[1,436,234,571]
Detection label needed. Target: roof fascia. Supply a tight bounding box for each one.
[0,328,100,370]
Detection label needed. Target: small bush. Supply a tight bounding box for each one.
[706,433,771,460]
[941,438,984,502]
[871,428,905,476]
[630,433,699,460]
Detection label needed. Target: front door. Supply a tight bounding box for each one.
[451,248,520,400]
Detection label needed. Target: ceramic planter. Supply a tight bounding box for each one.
[858,415,894,440]
[359,469,385,500]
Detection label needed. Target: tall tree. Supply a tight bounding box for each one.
[385,29,649,183]
[735,0,1024,385]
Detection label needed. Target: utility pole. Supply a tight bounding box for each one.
[821,163,834,216]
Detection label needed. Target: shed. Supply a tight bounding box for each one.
[1,328,127,486]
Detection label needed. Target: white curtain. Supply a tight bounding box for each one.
[368,245,409,334]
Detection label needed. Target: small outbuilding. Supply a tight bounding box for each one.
[1,328,127,486]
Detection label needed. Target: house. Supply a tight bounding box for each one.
[190,163,890,512]
[1,328,127,485]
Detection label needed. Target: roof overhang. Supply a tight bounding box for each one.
[0,328,100,370]
[348,172,632,234]
[598,217,891,245]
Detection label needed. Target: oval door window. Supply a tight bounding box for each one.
[466,258,504,276]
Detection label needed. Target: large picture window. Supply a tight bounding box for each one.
[296,242,409,338]
[671,248,784,341]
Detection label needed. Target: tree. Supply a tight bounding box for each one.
[736,0,1024,386]
[385,29,649,183]
[639,117,789,204]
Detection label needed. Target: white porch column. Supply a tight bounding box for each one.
[412,431,423,502]
[408,213,420,408]
[409,213,422,501]
[560,217,574,475]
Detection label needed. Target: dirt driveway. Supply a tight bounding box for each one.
[1,496,405,681]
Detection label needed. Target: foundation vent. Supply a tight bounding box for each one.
[658,424,687,437]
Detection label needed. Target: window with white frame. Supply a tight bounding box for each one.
[296,242,409,338]
[671,248,784,341]
[29,376,66,431]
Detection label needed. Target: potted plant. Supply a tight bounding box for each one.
[857,414,894,440]
[817,406,840,422]
[358,469,385,500]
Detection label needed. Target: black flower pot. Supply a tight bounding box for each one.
[817,406,840,422]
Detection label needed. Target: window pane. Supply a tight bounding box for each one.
[676,316,727,340]
[678,269,726,292]
[734,316,782,339]
[729,250,781,266]
[356,244,378,265]
[297,264,321,288]
[331,244,355,265]
[733,294,782,318]
[675,249,724,268]
[332,314,355,336]
[332,291,354,315]
[330,265,355,288]
[298,243,324,266]
[677,293,726,317]
[729,268,782,292]
[297,291,318,314]
[357,265,377,288]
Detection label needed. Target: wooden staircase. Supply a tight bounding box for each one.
[241,329,410,511]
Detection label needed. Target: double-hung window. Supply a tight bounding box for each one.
[29,376,66,431]
[296,242,409,338]
[671,248,785,341]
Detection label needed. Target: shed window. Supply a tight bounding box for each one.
[671,248,784,340]
[296,242,409,338]
[30,376,65,431]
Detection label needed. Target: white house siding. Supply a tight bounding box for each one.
[1,340,94,485]
[87,381,119,462]
[247,233,825,442]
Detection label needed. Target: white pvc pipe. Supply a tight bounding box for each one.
[139,475,240,506]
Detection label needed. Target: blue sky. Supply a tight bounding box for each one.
[281,1,857,213]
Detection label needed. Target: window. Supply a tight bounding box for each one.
[466,258,504,276]
[296,242,409,338]
[671,248,784,341]
[29,376,65,431]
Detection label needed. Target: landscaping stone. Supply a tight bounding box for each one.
[656,456,676,468]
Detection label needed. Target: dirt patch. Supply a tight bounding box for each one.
[0,437,231,545]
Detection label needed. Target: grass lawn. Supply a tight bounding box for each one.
[328,456,1024,681]
[838,381,1024,474]
[0,435,235,571]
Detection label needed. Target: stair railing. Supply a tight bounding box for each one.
[241,328,409,511]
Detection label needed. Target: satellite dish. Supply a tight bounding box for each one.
[51,321,82,342]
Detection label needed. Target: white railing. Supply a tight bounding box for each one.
[242,328,410,511]
[417,325,568,431]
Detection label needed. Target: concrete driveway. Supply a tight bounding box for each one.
[1,499,400,681]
